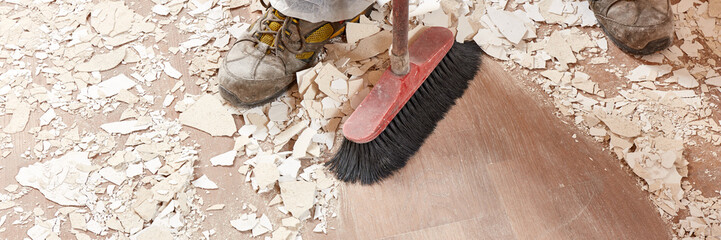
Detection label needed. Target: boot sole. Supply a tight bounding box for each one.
[599,24,672,56]
[219,83,292,108]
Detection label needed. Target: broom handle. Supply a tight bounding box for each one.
[391,0,410,75]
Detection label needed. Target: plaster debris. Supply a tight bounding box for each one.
[672,68,699,88]
[230,213,258,232]
[278,158,302,182]
[192,175,219,190]
[253,159,280,192]
[163,95,175,107]
[280,181,316,220]
[423,9,449,28]
[15,152,93,206]
[133,224,173,240]
[292,127,316,159]
[99,167,126,185]
[100,119,152,134]
[455,15,475,43]
[625,65,673,82]
[75,48,126,72]
[252,214,273,236]
[487,8,527,44]
[210,150,236,166]
[346,23,381,44]
[546,31,577,65]
[347,30,393,61]
[3,102,30,134]
[152,5,171,16]
[598,115,641,138]
[39,109,56,127]
[93,74,137,98]
[706,76,721,87]
[207,204,225,211]
[163,62,183,79]
[179,95,236,137]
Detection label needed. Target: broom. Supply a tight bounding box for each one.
[326,0,483,184]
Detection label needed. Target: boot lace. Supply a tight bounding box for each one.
[253,1,306,55]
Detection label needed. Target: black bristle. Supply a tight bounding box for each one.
[326,41,483,184]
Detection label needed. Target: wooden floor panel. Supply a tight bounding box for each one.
[328,56,671,240]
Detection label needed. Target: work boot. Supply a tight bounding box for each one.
[590,0,674,55]
[218,4,362,107]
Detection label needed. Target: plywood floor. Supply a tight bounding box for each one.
[319,56,672,240]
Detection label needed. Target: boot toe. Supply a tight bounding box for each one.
[595,0,674,54]
[218,41,294,106]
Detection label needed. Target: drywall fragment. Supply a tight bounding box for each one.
[347,31,393,61]
[238,125,257,137]
[163,62,182,79]
[706,76,721,87]
[315,64,348,102]
[192,175,219,189]
[75,48,126,72]
[487,8,527,44]
[710,0,721,17]
[3,102,30,134]
[97,74,137,98]
[282,217,301,230]
[409,0,441,16]
[100,120,152,134]
[673,68,699,88]
[625,65,672,82]
[273,121,309,145]
[27,219,55,240]
[231,213,258,232]
[292,128,316,159]
[268,102,290,122]
[99,167,126,185]
[589,127,607,137]
[207,204,225,211]
[210,150,236,166]
[346,23,381,44]
[422,9,449,28]
[126,163,143,178]
[279,181,316,220]
[152,5,171,16]
[523,3,545,22]
[179,95,236,137]
[15,152,93,206]
[39,109,56,126]
[330,79,348,95]
[455,15,475,42]
[162,95,175,107]
[253,160,279,192]
[598,116,641,138]
[546,31,577,65]
[269,194,283,206]
[133,224,173,240]
[252,214,273,237]
[69,213,86,230]
[277,158,301,181]
[144,158,161,174]
[313,222,326,233]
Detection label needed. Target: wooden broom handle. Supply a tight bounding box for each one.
[391,0,410,75]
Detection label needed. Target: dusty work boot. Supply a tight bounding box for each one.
[590,0,674,55]
[218,4,362,107]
